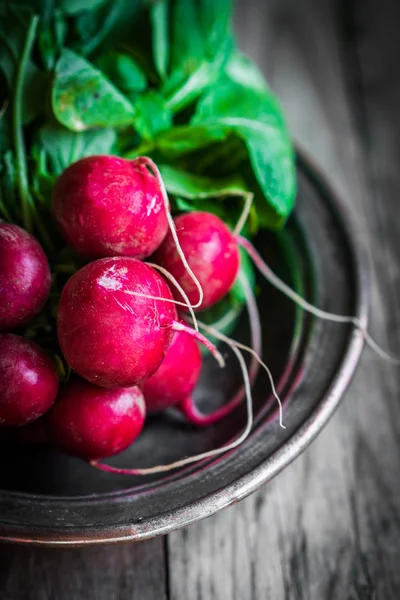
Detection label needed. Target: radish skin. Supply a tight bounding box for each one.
[90,341,253,475]
[0,223,51,331]
[51,156,169,260]
[143,328,203,413]
[0,334,59,426]
[57,257,222,388]
[155,212,240,311]
[47,379,146,460]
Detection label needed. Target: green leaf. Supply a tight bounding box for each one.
[38,8,67,70]
[231,247,256,303]
[133,91,172,140]
[224,51,269,93]
[0,7,47,124]
[37,120,117,175]
[94,51,147,99]
[155,124,228,157]
[59,0,109,15]
[163,0,234,112]
[192,81,296,228]
[165,42,233,113]
[168,0,233,75]
[0,150,18,219]
[151,0,169,80]
[174,194,258,238]
[52,48,135,131]
[160,165,247,199]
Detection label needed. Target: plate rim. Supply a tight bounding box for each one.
[0,147,370,546]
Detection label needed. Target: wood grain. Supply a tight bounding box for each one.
[167,1,400,599]
[2,1,400,599]
[0,539,168,600]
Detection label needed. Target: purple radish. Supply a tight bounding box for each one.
[51,155,169,260]
[0,334,59,426]
[46,378,146,460]
[0,223,51,331]
[144,270,263,427]
[57,257,223,389]
[143,328,203,413]
[155,212,240,311]
[157,208,399,366]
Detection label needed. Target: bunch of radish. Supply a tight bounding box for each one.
[1,155,395,475]
[0,155,259,473]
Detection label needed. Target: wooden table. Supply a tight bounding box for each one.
[2,0,400,597]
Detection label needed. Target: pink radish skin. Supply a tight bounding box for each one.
[155,212,240,311]
[46,379,146,460]
[143,328,239,427]
[57,257,221,389]
[57,257,177,388]
[0,334,59,426]
[51,155,169,260]
[143,329,202,413]
[0,224,51,331]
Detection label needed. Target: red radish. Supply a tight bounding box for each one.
[143,269,264,426]
[0,223,51,331]
[155,211,240,311]
[0,334,59,426]
[51,155,169,260]
[46,379,145,460]
[57,257,222,388]
[91,340,255,476]
[155,206,399,366]
[143,328,203,413]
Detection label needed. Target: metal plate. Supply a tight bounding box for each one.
[0,150,369,546]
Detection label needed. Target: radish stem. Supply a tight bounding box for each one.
[233,192,254,236]
[180,271,261,426]
[13,15,39,233]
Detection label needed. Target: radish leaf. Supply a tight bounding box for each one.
[52,49,135,131]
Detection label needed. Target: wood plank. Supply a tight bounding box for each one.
[167,1,400,598]
[0,538,168,600]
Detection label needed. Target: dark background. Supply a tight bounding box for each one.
[1,0,400,598]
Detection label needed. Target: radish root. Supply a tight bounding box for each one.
[198,319,285,429]
[137,156,204,309]
[171,320,225,368]
[238,235,400,365]
[180,271,261,426]
[90,342,253,475]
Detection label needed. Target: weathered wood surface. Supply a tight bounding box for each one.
[168,1,400,599]
[2,0,400,598]
[0,538,168,600]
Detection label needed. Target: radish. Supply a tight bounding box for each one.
[144,272,264,426]
[51,154,166,259]
[51,155,168,260]
[143,327,203,413]
[57,256,223,388]
[0,334,59,426]
[91,338,255,475]
[156,207,400,364]
[155,211,240,311]
[0,223,51,331]
[46,379,146,460]
[88,272,284,474]
[51,155,204,307]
